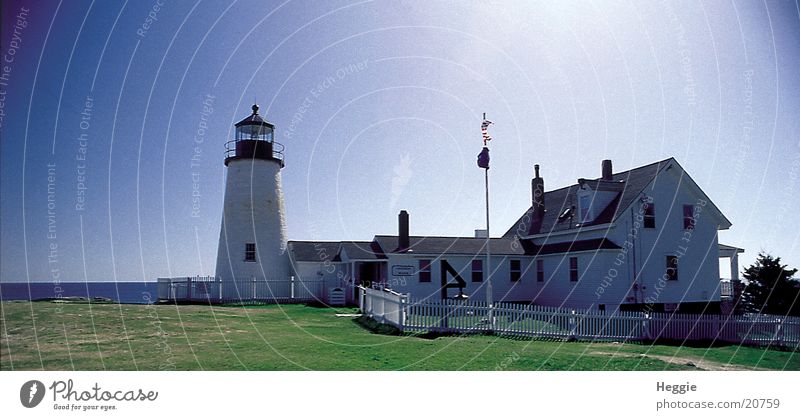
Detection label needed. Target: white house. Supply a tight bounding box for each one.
[289,158,743,314]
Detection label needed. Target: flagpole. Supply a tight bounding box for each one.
[485,165,494,324]
[482,113,494,331]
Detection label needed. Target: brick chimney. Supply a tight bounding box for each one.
[530,164,545,234]
[602,159,613,180]
[398,210,409,251]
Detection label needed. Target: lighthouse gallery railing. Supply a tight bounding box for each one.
[224,139,284,164]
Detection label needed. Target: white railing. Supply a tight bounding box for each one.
[359,287,407,328]
[157,276,325,304]
[358,287,800,348]
[720,279,733,298]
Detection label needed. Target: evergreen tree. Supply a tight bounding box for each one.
[740,253,799,316]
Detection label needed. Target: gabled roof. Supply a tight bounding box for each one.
[503,158,675,237]
[338,241,385,260]
[374,235,527,256]
[287,241,342,262]
[577,178,627,192]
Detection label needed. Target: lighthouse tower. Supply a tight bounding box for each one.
[215,104,291,282]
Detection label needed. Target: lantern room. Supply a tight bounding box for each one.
[224,104,284,167]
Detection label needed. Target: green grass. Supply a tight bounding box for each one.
[0,301,796,370]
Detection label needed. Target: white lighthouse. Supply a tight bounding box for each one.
[214,104,291,282]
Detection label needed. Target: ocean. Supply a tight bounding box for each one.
[0,282,158,304]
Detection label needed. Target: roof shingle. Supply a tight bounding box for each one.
[374,235,527,256]
[287,241,341,262]
[503,158,674,237]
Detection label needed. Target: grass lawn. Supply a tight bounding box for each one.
[1,301,797,371]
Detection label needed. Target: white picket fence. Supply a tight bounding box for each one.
[158,276,325,304]
[358,287,800,347]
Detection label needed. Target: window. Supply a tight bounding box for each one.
[536,260,544,282]
[644,202,655,228]
[569,257,579,282]
[683,204,695,230]
[666,256,678,281]
[419,259,431,283]
[510,260,521,282]
[245,243,256,262]
[579,194,591,222]
[558,206,573,221]
[471,260,483,282]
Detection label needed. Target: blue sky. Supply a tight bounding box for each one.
[1,0,798,282]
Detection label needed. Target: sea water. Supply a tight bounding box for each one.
[0,282,158,304]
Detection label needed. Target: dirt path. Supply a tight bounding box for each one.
[590,351,767,371]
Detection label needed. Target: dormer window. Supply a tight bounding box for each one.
[558,206,573,221]
[579,194,591,222]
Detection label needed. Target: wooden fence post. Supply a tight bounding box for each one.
[569,310,577,340]
[379,291,386,323]
[397,295,404,331]
[402,293,410,331]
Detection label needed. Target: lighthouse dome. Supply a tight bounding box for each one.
[235,104,274,128]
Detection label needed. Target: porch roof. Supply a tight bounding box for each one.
[287,241,342,262]
[718,243,745,257]
[338,241,385,260]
